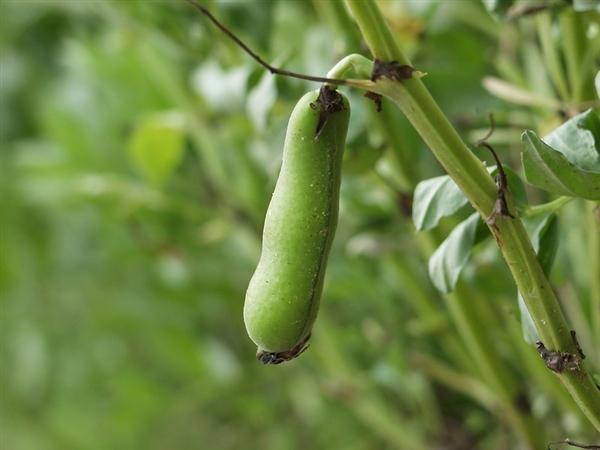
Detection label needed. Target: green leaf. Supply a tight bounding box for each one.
[128,112,185,188]
[428,213,488,293]
[518,213,559,344]
[413,174,468,231]
[191,61,250,113]
[246,71,277,133]
[531,213,559,276]
[542,109,600,173]
[518,293,538,344]
[416,165,528,292]
[521,130,600,200]
[413,165,526,231]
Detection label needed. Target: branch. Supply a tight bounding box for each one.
[187,0,351,86]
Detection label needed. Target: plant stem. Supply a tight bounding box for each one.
[525,196,572,216]
[346,0,600,433]
[326,53,374,84]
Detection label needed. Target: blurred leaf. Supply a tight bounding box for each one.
[482,77,561,109]
[521,130,600,200]
[413,174,468,231]
[572,0,600,11]
[246,71,277,133]
[428,212,488,293]
[128,111,185,187]
[190,61,250,113]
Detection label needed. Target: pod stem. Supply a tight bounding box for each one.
[325,54,374,88]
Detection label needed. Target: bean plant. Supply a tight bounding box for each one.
[3,1,599,449]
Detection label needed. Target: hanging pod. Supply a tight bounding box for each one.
[244,85,351,364]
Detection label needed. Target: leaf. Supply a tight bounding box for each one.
[531,213,559,276]
[521,130,600,200]
[518,213,559,344]
[413,165,526,231]
[518,293,539,345]
[246,71,277,133]
[413,174,468,231]
[418,166,526,293]
[428,213,488,293]
[128,112,185,188]
[542,109,600,173]
[190,61,250,113]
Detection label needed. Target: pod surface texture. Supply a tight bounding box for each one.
[244,87,350,356]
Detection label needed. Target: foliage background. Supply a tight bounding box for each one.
[2,1,599,449]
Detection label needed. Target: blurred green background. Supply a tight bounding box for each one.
[2,1,599,449]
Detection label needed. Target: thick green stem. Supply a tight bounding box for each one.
[326,53,374,84]
[346,0,600,433]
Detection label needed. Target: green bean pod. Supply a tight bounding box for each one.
[244,85,350,364]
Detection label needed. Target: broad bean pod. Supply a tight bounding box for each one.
[244,85,350,364]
